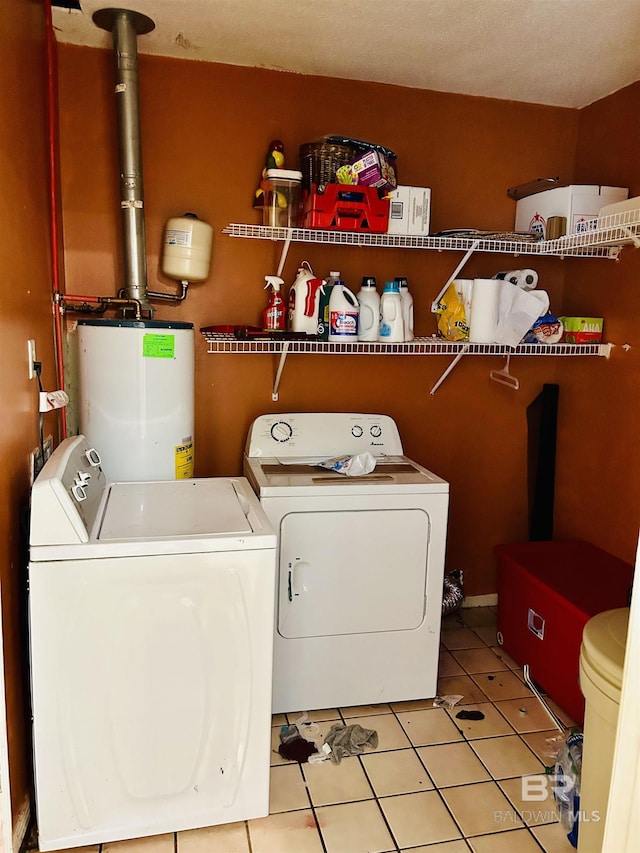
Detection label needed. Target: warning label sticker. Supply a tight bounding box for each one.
[143,334,175,359]
[175,441,194,479]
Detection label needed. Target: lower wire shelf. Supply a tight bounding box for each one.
[201,333,612,399]
[201,332,611,358]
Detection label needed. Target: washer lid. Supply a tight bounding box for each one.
[582,607,629,690]
[99,479,252,540]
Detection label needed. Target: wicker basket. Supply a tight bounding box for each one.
[299,140,358,192]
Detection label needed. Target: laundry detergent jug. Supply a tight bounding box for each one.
[396,277,414,341]
[288,262,325,334]
[328,281,359,342]
[317,271,341,340]
[357,276,380,342]
[378,280,404,342]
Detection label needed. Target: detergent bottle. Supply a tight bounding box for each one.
[396,276,414,341]
[288,262,325,334]
[356,276,380,342]
[261,275,286,331]
[378,280,404,342]
[317,270,341,340]
[329,281,359,342]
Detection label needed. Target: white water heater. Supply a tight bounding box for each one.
[77,319,194,482]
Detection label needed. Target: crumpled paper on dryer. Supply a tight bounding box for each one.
[317,452,377,476]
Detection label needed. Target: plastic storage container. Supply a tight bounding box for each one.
[578,607,629,853]
[495,540,633,724]
[262,169,302,228]
[303,184,389,232]
[299,140,358,192]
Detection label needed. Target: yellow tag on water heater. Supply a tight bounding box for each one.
[175,440,194,479]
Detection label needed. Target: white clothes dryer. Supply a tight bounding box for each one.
[243,412,449,714]
[28,435,276,851]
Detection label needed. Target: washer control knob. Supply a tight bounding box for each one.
[71,483,87,502]
[85,448,102,467]
[351,425,363,438]
[370,424,382,438]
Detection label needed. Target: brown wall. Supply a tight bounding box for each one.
[58,46,589,597]
[553,83,640,560]
[60,46,638,595]
[0,0,59,830]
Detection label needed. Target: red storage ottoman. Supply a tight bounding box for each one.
[495,540,633,725]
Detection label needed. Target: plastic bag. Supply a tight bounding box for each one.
[442,569,464,615]
[317,453,376,477]
[434,283,469,341]
[523,313,564,344]
[554,730,583,848]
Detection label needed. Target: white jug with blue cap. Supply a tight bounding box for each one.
[378,280,404,342]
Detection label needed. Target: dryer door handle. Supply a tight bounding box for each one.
[288,561,312,600]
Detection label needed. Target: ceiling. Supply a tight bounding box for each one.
[52,0,640,109]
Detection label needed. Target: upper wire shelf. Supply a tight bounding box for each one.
[223,207,640,258]
[201,332,612,358]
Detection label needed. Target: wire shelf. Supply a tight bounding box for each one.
[202,332,611,358]
[222,220,639,258]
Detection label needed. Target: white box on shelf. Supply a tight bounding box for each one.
[387,186,411,234]
[387,186,431,235]
[515,185,628,239]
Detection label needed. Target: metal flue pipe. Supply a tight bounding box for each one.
[93,7,155,316]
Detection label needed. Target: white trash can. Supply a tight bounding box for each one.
[578,607,629,853]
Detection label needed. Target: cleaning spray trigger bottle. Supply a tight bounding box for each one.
[262,275,286,331]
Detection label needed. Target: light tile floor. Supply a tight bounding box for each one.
[26,607,578,853]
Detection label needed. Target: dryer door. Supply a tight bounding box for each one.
[278,508,429,638]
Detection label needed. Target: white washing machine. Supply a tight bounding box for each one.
[28,435,277,851]
[243,412,449,714]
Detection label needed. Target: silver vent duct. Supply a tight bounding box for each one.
[93,7,155,316]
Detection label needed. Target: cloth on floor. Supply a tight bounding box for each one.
[278,722,320,763]
[278,736,318,763]
[324,723,378,764]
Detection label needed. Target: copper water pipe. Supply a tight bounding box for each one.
[58,293,144,321]
[44,0,67,438]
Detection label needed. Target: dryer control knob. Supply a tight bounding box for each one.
[270,421,293,443]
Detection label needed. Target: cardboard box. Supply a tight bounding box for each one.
[559,316,603,344]
[387,185,431,235]
[515,185,628,239]
[337,149,398,193]
[496,540,633,724]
